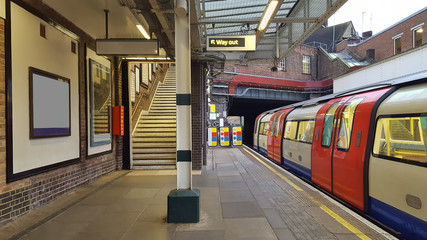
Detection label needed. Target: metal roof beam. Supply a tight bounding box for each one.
[198,17,318,25]
[204,4,266,13]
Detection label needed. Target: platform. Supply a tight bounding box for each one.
[1,147,396,240]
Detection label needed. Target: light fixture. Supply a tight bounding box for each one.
[258,0,279,31]
[136,24,150,39]
[416,28,423,33]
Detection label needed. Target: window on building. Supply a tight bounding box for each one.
[278,59,286,71]
[412,24,424,48]
[393,35,402,55]
[373,116,427,164]
[302,56,310,74]
[336,98,364,151]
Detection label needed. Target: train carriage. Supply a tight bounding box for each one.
[252,72,427,240]
[368,83,427,240]
[282,104,323,181]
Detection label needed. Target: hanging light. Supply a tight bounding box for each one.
[258,0,279,31]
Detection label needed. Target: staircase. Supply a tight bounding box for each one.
[132,66,177,169]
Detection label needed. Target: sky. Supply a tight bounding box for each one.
[329,0,426,35]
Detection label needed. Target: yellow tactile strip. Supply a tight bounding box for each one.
[242,147,372,240]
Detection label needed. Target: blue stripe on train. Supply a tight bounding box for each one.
[282,157,311,181]
[369,197,427,240]
[259,147,268,157]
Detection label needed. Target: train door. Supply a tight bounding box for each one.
[311,97,352,193]
[253,113,265,151]
[332,88,392,211]
[267,112,280,159]
[272,109,292,164]
[259,113,273,156]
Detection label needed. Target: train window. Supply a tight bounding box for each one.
[259,123,265,135]
[337,98,364,151]
[263,123,270,136]
[284,121,298,140]
[275,113,285,137]
[321,101,343,147]
[297,120,315,143]
[373,116,427,164]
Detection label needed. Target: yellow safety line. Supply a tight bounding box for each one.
[242,147,371,240]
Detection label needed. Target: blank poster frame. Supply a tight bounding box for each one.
[29,67,71,139]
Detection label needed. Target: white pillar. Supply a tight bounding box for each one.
[175,0,192,190]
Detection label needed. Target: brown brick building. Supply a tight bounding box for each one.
[337,7,427,62]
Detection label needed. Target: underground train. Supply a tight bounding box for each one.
[253,72,427,240]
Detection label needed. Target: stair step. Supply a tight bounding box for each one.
[133,148,176,154]
[137,124,176,128]
[133,160,176,166]
[133,137,176,142]
[134,132,176,137]
[154,97,175,99]
[151,104,176,107]
[132,142,176,148]
[152,100,176,103]
[139,120,176,124]
[141,115,176,119]
[153,100,176,104]
[133,153,176,160]
[135,128,176,132]
[133,160,176,165]
[94,116,108,120]
[132,165,176,170]
[148,112,176,116]
[150,107,176,111]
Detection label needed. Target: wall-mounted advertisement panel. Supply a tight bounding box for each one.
[8,2,79,181]
[29,67,71,139]
[86,47,113,156]
[89,58,112,147]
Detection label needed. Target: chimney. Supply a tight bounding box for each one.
[362,31,372,39]
[366,49,375,60]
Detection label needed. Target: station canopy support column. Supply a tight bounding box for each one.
[167,0,200,223]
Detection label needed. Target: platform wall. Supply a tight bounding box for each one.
[0,0,122,225]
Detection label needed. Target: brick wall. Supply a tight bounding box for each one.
[0,1,123,225]
[317,49,350,81]
[222,45,318,81]
[191,61,206,170]
[346,10,427,61]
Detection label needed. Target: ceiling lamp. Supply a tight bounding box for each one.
[136,24,150,39]
[258,0,279,31]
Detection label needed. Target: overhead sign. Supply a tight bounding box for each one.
[96,39,159,56]
[207,35,256,51]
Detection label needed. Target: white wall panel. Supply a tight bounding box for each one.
[11,3,79,173]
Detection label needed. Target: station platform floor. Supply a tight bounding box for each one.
[1,146,397,240]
